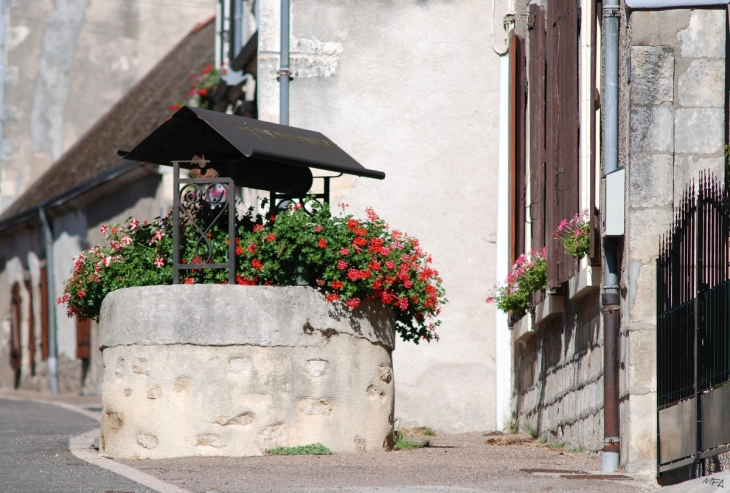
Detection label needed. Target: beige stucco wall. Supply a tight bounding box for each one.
[99,285,395,459]
[257,0,502,434]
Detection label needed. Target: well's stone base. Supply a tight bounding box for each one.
[99,285,395,459]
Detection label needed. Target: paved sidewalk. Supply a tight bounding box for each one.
[121,432,655,493]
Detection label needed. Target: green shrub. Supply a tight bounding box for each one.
[57,199,446,343]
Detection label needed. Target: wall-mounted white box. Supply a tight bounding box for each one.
[602,167,625,237]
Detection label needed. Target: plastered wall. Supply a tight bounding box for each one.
[1,0,215,211]
[257,0,503,433]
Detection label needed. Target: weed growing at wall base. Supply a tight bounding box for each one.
[266,443,333,455]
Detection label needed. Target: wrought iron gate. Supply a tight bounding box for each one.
[657,172,730,475]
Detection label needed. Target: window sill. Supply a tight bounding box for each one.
[512,312,535,343]
[534,292,564,325]
[568,264,601,300]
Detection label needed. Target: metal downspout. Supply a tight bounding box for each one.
[279,0,291,125]
[39,208,59,395]
[602,0,621,473]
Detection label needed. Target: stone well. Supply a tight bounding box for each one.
[98,285,395,459]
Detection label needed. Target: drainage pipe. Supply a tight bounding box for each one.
[601,0,621,473]
[279,0,291,125]
[39,207,59,395]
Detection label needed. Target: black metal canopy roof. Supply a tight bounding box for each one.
[118,106,385,180]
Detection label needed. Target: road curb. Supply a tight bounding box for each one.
[69,429,193,493]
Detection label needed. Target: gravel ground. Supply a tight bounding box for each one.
[121,432,658,493]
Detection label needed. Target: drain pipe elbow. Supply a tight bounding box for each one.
[39,207,59,395]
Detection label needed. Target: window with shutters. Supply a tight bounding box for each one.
[24,278,35,375]
[509,31,527,265]
[527,4,548,304]
[40,264,50,361]
[10,283,21,374]
[546,0,580,288]
[76,318,91,360]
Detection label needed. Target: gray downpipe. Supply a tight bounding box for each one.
[230,0,243,60]
[39,207,59,395]
[279,0,291,125]
[602,0,621,474]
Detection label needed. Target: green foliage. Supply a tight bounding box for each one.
[393,431,427,450]
[423,427,436,437]
[571,446,582,453]
[547,442,565,450]
[524,424,538,439]
[486,249,547,320]
[57,199,446,344]
[554,210,591,259]
[266,443,333,455]
[538,436,548,444]
[507,420,519,434]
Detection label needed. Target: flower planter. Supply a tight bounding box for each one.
[98,285,395,459]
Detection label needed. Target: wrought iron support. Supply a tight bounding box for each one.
[172,161,236,285]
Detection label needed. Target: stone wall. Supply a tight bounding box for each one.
[513,290,604,451]
[100,285,396,459]
[621,8,726,473]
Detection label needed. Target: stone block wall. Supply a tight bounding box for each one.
[512,291,604,451]
[622,8,726,473]
[100,285,395,459]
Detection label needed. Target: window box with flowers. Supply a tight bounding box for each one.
[59,200,446,458]
[486,248,547,325]
[553,210,600,300]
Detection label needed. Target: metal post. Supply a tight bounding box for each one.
[228,182,236,285]
[602,0,621,473]
[602,239,621,472]
[38,207,59,395]
[693,191,703,478]
[173,162,181,285]
[279,0,291,125]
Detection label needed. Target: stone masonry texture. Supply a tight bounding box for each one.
[512,291,604,453]
[99,285,395,459]
[624,7,726,473]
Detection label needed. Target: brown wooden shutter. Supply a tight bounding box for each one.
[546,0,580,288]
[509,31,527,265]
[10,283,21,371]
[76,318,91,360]
[528,4,547,256]
[25,278,35,374]
[40,265,49,361]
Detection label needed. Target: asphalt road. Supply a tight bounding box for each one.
[0,397,154,493]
